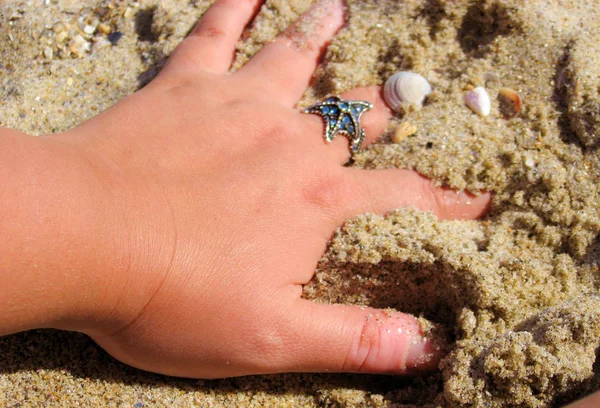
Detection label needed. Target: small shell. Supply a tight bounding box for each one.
[392,122,418,143]
[464,86,491,117]
[43,47,54,61]
[97,23,111,35]
[55,31,69,44]
[498,87,522,117]
[384,72,432,112]
[68,35,92,57]
[525,155,536,168]
[83,24,97,35]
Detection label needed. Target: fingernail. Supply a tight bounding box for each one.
[368,312,443,372]
[288,0,345,45]
[404,319,445,371]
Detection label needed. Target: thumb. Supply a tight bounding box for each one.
[280,300,443,374]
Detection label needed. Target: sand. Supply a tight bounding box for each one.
[1,0,599,406]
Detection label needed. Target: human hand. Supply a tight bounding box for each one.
[50,0,490,378]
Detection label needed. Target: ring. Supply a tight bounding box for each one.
[303,96,373,155]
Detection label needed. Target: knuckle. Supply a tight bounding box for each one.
[262,121,293,145]
[245,309,293,369]
[425,180,459,218]
[302,170,349,211]
[342,315,383,372]
[227,99,298,147]
[280,31,318,53]
[193,24,229,40]
[251,327,287,362]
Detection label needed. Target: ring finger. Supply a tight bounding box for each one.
[303,86,392,164]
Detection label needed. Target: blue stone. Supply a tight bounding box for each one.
[330,107,339,115]
[328,117,337,125]
[342,115,351,124]
[347,124,355,133]
[108,31,124,45]
[322,106,330,114]
[340,102,349,110]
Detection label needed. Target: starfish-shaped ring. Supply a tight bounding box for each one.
[303,96,373,155]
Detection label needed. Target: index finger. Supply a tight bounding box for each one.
[165,0,263,75]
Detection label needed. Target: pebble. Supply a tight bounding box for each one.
[47,12,118,60]
[124,7,135,20]
[392,122,417,143]
[55,31,68,44]
[68,34,91,57]
[108,31,123,45]
[43,47,53,60]
[525,155,536,168]
[83,24,96,35]
[97,23,111,35]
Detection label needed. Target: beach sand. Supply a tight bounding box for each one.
[1,0,599,406]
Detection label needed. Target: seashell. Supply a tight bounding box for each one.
[55,31,69,44]
[43,47,54,61]
[392,122,417,143]
[83,24,97,35]
[498,87,522,118]
[524,155,536,168]
[464,86,491,117]
[97,23,111,35]
[384,72,432,112]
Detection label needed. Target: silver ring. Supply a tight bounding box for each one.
[303,96,373,155]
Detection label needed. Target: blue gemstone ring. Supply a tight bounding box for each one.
[303,96,373,155]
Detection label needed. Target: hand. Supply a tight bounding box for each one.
[50,0,490,378]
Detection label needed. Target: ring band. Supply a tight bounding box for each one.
[303,96,373,155]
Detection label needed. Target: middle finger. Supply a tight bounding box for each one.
[238,0,346,107]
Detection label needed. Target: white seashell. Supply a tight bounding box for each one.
[464,86,491,117]
[524,155,535,168]
[384,72,432,112]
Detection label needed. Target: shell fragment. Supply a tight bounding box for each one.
[464,86,491,117]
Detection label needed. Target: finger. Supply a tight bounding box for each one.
[564,391,600,408]
[238,0,346,106]
[277,301,442,374]
[343,168,491,221]
[304,86,391,164]
[166,0,263,74]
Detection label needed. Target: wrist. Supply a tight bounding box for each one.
[0,130,125,335]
